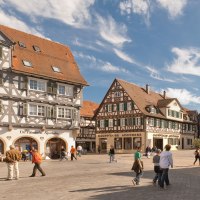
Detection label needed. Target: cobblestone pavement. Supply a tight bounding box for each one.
[0,150,199,200]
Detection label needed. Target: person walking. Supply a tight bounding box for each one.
[145,146,151,158]
[4,145,21,181]
[152,149,162,185]
[29,149,46,177]
[60,147,68,161]
[132,147,144,185]
[193,148,200,165]
[98,145,101,154]
[109,145,117,163]
[159,144,173,189]
[70,146,77,161]
[77,145,83,157]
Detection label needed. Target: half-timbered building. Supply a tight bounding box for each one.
[0,25,87,158]
[95,79,198,153]
[76,101,99,152]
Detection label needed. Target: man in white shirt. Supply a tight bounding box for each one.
[159,144,173,189]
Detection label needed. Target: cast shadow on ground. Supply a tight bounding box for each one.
[70,167,200,200]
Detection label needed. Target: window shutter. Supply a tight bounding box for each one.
[105,119,108,127]
[20,76,28,90]
[52,106,57,118]
[23,103,28,116]
[141,117,144,125]
[0,71,3,86]
[117,104,119,111]
[46,106,51,118]
[124,102,127,111]
[117,119,120,126]
[132,102,135,109]
[132,118,135,125]
[47,81,53,94]
[154,118,156,127]
[112,104,114,111]
[125,118,127,126]
[0,100,2,114]
[0,46,2,59]
[52,82,57,94]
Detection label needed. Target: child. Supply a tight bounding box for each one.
[152,149,162,185]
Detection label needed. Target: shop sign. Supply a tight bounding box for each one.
[153,134,180,138]
[97,133,142,138]
[20,129,41,134]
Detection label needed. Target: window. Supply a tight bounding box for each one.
[23,60,32,67]
[168,138,173,145]
[0,46,2,59]
[18,41,26,48]
[58,84,73,96]
[58,108,72,118]
[33,45,41,52]
[124,138,132,149]
[29,104,45,117]
[120,118,126,126]
[100,120,104,128]
[29,79,46,92]
[149,118,154,126]
[150,107,156,114]
[114,91,121,97]
[187,139,192,145]
[127,102,132,111]
[136,117,141,126]
[133,137,141,149]
[52,66,61,73]
[108,104,112,112]
[114,138,122,149]
[108,119,113,127]
[119,103,124,111]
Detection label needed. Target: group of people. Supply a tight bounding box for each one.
[0,145,45,180]
[132,144,173,189]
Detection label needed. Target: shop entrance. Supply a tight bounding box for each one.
[0,139,4,154]
[154,138,163,150]
[46,138,66,159]
[99,138,107,153]
[14,137,38,152]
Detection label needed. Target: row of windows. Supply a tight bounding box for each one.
[148,118,196,131]
[99,117,143,128]
[105,102,134,112]
[23,103,77,119]
[18,41,41,53]
[29,79,73,96]
[168,109,182,119]
[114,137,141,150]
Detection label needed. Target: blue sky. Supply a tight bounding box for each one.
[1,0,200,111]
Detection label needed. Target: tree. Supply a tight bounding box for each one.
[193,138,200,148]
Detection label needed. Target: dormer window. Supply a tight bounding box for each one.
[52,66,61,73]
[18,41,26,48]
[150,107,156,114]
[33,45,41,52]
[22,60,32,67]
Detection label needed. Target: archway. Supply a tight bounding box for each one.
[14,137,38,152]
[46,138,67,159]
[0,139,4,154]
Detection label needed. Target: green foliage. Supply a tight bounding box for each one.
[193,139,200,148]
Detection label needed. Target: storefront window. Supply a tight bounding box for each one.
[133,137,141,149]
[114,138,122,149]
[124,138,132,149]
[168,138,173,145]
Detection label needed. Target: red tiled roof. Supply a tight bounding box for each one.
[80,101,99,118]
[0,25,88,86]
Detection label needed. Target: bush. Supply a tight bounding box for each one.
[193,139,200,148]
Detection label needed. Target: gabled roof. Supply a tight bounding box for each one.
[80,101,99,118]
[117,79,166,118]
[157,98,183,110]
[0,25,88,86]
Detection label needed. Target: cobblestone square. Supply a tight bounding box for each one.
[0,150,199,200]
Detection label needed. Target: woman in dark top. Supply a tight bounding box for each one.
[109,146,116,163]
[193,148,200,165]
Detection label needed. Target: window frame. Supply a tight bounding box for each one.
[29,104,45,117]
[29,78,46,92]
[58,83,73,97]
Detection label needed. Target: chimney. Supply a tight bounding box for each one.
[146,84,150,94]
[163,91,166,99]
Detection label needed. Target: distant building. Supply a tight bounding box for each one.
[76,101,99,152]
[0,25,87,158]
[94,78,198,153]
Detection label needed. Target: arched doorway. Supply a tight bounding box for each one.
[0,139,4,154]
[46,138,66,159]
[14,137,38,152]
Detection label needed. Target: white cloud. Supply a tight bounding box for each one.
[114,49,138,65]
[74,51,129,74]
[167,47,200,76]
[165,88,200,105]
[119,0,150,24]
[1,0,95,28]
[156,0,187,18]
[146,66,175,82]
[0,9,44,37]
[96,15,131,47]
